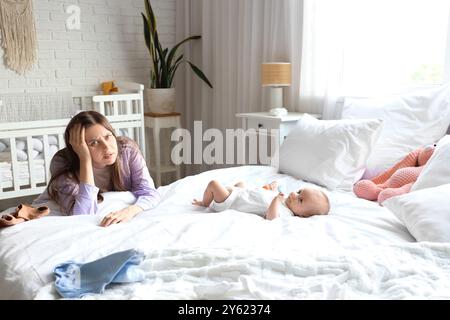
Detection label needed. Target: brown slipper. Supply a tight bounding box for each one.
[0,204,50,229]
[0,214,27,228]
[15,204,50,220]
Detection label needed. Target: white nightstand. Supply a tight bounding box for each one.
[235,112,321,145]
[235,112,321,165]
[144,112,181,187]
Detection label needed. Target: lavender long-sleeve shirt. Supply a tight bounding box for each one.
[36,137,160,215]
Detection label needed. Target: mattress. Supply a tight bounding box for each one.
[1,165,450,300]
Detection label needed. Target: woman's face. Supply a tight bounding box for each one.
[84,124,118,168]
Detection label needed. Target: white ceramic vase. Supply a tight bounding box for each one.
[145,88,176,114]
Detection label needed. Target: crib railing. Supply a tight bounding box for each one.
[92,82,146,159]
[93,94,146,158]
[0,120,67,199]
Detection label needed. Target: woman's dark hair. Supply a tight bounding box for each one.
[48,111,126,207]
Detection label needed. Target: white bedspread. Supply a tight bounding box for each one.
[1,166,449,300]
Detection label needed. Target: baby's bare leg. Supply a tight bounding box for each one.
[193,180,231,207]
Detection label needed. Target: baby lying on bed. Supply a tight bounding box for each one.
[193,180,330,220]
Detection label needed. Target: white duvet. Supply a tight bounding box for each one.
[1,166,450,300]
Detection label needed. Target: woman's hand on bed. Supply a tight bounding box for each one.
[69,124,91,162]
[99,204,142,227]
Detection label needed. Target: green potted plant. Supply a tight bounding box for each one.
[141,0,213,113]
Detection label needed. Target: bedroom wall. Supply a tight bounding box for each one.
[0,0,176,95]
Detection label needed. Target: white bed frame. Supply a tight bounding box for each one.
[0,81,146,200]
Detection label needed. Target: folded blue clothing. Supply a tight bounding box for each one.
[54,249,146,298]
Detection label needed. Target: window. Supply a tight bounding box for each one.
[340,0,450,95]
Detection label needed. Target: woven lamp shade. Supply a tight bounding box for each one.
[261,63,291,87]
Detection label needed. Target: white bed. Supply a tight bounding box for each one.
[1,165,450,300]
[3,84,450,300]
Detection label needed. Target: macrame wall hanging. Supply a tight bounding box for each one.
[0,0,37,75]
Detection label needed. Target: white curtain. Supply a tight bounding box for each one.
[175,0,304,176]
[299,0,345,119]
[300,0,450,120]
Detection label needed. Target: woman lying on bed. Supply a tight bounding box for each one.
[35,111,160,227]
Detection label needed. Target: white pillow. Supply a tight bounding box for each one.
[341,84,450,172]
[384,184,450,242]
[278,114,383,191]
[412,135,450,191]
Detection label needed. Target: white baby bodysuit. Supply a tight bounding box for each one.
[210,187,293,218]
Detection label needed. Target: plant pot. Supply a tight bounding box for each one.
[145,88,176,114]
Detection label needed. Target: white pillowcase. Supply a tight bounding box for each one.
[278,114,383,191]
[341,84,450,173]
[412,135,450,191]
[384,184,450,242]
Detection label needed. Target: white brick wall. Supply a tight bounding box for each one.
[0,0,176,94]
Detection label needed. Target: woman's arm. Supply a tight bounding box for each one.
[50,157,100,215]
[128,145,161,210]
[51,125,99,215]
[100,142,160,227]
[99,204,142,227]
[68,124,99,215]
[70,124,95,186]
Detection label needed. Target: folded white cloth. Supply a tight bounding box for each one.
[0,161,46,182]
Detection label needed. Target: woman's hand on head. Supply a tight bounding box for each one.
[100,205,142,227]
[69,124,91,162]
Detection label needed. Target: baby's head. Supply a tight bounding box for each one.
[285,187,330,218]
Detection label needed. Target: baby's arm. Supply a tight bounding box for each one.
[265,193,284,220]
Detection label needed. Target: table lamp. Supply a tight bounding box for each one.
[261,62,291,115]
